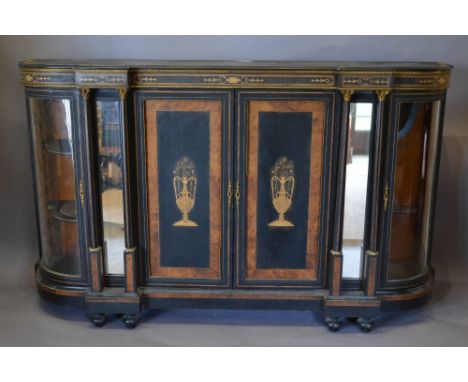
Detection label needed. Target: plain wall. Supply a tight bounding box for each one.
[0,36,467,293]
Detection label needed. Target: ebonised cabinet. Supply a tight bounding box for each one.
[21,60,452,331]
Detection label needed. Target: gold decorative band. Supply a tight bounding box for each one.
[20,67,451,90]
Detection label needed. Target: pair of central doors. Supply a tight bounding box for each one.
[136,90,335,289]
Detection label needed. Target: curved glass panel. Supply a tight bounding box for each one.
[30,97,81,276]
[96,100,125,275]
[388,101,441,280]
[342,102,373,278]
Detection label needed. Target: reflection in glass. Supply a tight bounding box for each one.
[388,101,440,280]
[30,98,81,276]
[96,100,125,275]
[342,103,373,278]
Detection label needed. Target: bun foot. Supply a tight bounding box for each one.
[357,317,375,333]
[122,314,139,329]
[325,316,342,332]
[89,313,107,328]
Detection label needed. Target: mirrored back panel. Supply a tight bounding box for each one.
[342,102,374,279]
[96,99,125,275]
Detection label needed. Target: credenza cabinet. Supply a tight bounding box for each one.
[21,60,452,331]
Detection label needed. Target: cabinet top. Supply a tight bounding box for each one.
[19,59,452,90]
[20,59,452,70]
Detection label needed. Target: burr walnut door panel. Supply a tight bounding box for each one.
[235,92,333,288]
[139,92,232,287]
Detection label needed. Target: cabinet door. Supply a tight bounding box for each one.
[28,91,87,283]
[382,95,443,285]
[236,92,334,287]
[138,91,232,287]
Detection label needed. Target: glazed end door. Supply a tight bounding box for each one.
[381,93,445,288]
[138,91,232,287]
[236,92,334,288]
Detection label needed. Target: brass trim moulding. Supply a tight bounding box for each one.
[324,298,381,308]
[227,182,233,208]
[79,180,85,207]
[141,289,326,301]
[37,275,86,296]
[85,295,140,304]
[235,182,240,206]
[40,264,82,280]
[378,280,433,301]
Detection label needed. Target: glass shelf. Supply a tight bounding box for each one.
[47,200,77,223]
